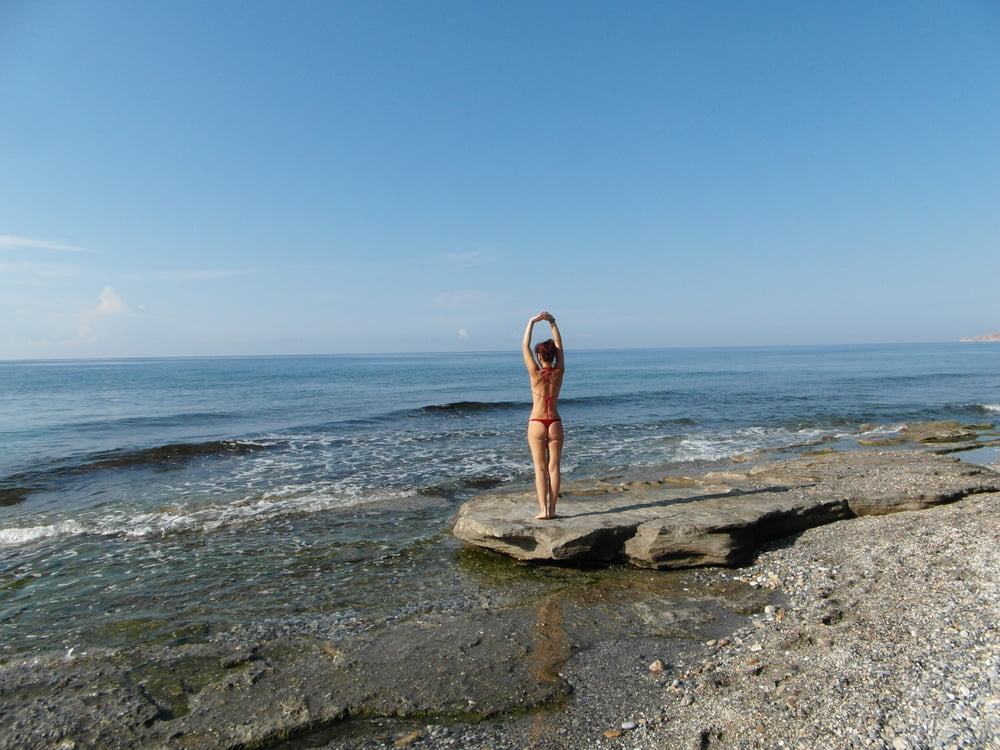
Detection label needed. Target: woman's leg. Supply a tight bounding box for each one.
[528,422,552,518]
[545,422,564,516]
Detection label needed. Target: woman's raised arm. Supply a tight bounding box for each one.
[522,314,544,372]
[547,316,564,369]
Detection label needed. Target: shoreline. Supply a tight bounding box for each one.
[3,427,999,749]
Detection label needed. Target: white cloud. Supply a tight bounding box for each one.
[0,235,94,253]
[94,286,128,316]
[0,261,77,278]
[75,286,132,343]
[439,249,495,267]
[457,328,470,339]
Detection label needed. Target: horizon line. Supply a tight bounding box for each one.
[0,339,981,364]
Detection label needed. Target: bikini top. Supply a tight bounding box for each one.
[532,367,562,414]
[533,367,561,387]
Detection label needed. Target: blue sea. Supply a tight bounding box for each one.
[1,344,998,658]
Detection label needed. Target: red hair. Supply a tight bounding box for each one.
[535,339,558,366]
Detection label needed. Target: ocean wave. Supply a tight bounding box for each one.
[85,440,272,469]
[672,428,796,463]
[0,440,275,502]
[418,473,509,498]
[978,404,1000,414]
[849,423,908,444]
[0,520,86,546]
[0,485,411,548]
[416,400,521,415]
[621,425,838,465]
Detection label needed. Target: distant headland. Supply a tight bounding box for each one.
[960,331,1000,342]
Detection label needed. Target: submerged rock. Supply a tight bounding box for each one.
[452,449,1000,568]
[900,420,981,444]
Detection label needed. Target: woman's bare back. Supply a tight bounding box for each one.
[529,367,563,420]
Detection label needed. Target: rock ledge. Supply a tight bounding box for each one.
[452,448,1000,568]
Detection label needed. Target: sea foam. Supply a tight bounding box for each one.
[0,520,86,546]
[0,486,411,548]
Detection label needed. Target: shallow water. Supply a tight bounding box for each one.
[1,344,998,657]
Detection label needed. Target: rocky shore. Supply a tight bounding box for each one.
[408,481,1000,750]
[2,423,999,750]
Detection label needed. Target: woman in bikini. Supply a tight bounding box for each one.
[522,311,564,519]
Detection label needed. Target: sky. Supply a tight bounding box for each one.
[2,1,999,358]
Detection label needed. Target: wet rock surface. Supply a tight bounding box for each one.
[901,419,984,444]
[0,571,753,750]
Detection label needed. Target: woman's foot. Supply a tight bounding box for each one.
[534,513,555,520]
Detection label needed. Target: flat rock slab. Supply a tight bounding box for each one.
[739,448,1000,515]
[452,449,1000,568]
[1,608,572,750]
[900,419,984,443]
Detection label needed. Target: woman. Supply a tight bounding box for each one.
[522,311,564,519]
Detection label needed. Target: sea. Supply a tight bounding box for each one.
[2,343,999,659]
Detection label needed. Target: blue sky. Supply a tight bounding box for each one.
[2,1,999,358]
